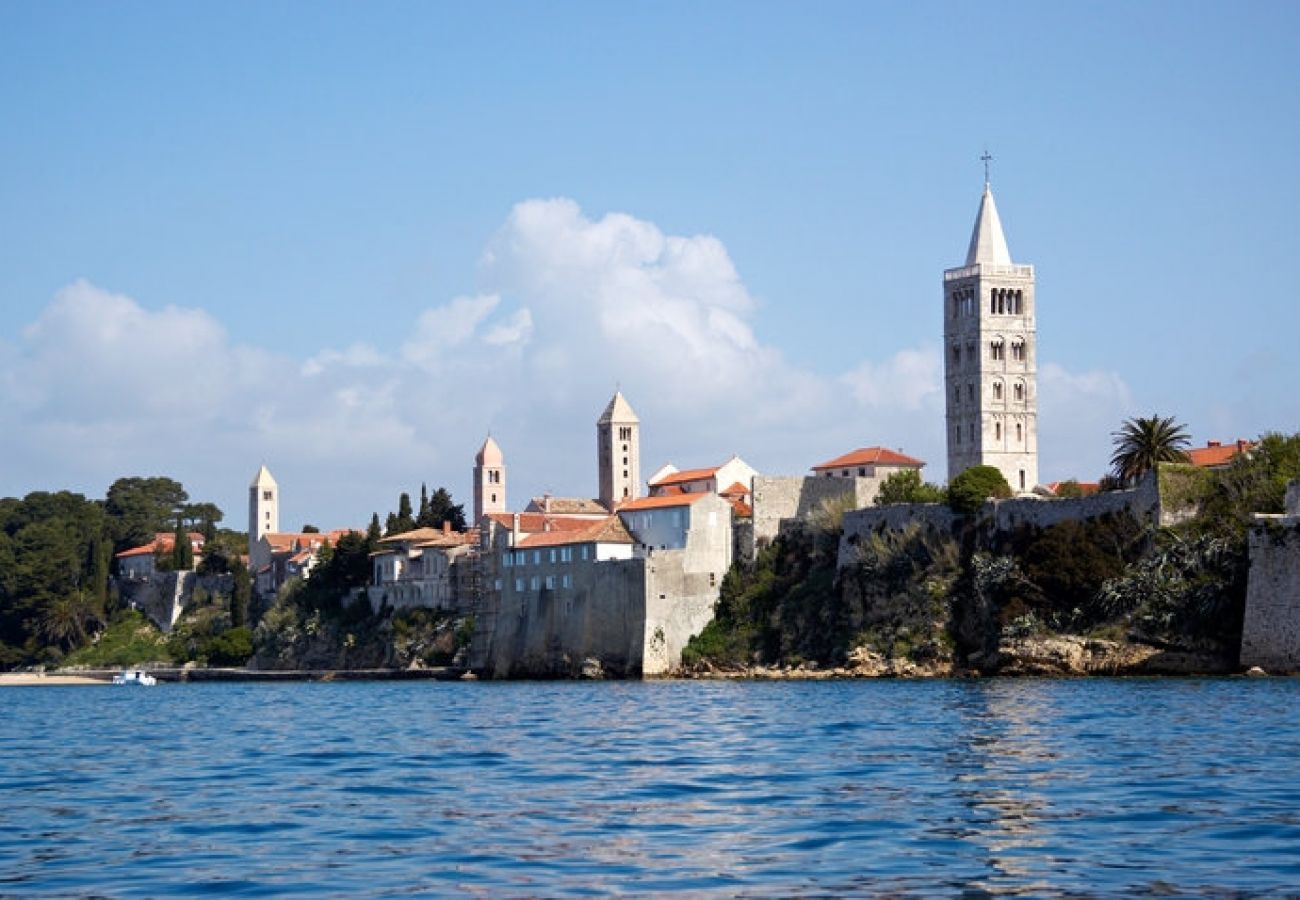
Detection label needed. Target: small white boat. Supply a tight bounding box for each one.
[112,670,158,686]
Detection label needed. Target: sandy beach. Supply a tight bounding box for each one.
[0,673,111,686]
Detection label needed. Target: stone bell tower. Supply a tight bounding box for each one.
[473,435,506,525]
[248,464,279,564]
[597,391,641,509]
[943,174,1038,493]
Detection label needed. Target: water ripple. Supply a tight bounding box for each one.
[2,678,1299,895]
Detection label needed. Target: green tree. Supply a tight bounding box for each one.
[1109,414,1191,486]
[229,559,252,628]
[104,476,189,551]
[39,591,103,652]
[367,514,382,545]
[948,465,1013,515]
[875,469,947,506]
[1054,479,1085,499]
[424,487,467,531]
[171,522,194,571]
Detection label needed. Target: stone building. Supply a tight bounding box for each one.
[249,465,279,560]
[367,523,478,613]
[472,435,507,525]
[597,391,641,509]
[943,181,1038,493]
[647,455,758,502]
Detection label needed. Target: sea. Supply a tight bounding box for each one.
[2,678,1299,897]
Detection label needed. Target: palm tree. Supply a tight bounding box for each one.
[1109,414,1192,485]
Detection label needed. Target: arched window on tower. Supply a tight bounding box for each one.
[995,421,1002,441]
[993,381,1003,401]
[1016,423,1023,442]
[1014,291,1023,314]
[1012,340,1025,362]
[1014,382,1025,402]
[990,340,1005,361]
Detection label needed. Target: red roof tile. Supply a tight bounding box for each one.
[649,466,720,487]
[617,493,711,511]
[516,516,634,548]
[812,447,925,471]
[1187,439,1253,469]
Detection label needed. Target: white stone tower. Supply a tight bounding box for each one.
[248,465,279,560]
[943,180,1038,493]
[597,391,641,509]
[473,435,507,525]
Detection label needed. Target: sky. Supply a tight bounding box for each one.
[2,1,1297,532]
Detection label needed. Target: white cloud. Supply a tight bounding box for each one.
[0,199,1138,525]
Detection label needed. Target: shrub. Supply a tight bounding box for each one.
[875,469,948,506]
[948,466,1012,514]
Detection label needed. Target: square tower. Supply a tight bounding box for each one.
[473,435,507,525]
[248,464,279,562]
[597,391,641,509]
[943,184,1038,493]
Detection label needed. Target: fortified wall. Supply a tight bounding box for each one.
[1240,480,1300,671]
[751,476,875,552]
[114,572,235,632]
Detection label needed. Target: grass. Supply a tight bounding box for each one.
[62,609,173,668]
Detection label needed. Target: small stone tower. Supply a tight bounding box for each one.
[597,391,641,509]
[248,465,279,562]
[473,435,507,525]
[943,181,1038,493]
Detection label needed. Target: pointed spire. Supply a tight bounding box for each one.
[475,434,504,466]
[250,464,277,489]
[965,184,1013,266]
[598,390,639,424]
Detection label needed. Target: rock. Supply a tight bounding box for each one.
[579,657,605,680]
[1246,666,1268,677]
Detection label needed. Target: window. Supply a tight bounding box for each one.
[1016,423,1023,442]
[562,574,571,589]
[954,423,961,445]
[1019,470,1026,490]
[263,491,273,501]
[544,576,554,590]
[993,382,1003,401]
[530,576,539,590]
[533,551,540,565]
[858,468,866,477]
[968,383,975,402]
[1012,341,1025,362]
[1014,382,1025,402]
[514,578,524,592]
[842,469,850,477]
[969,423,975,441]
[953,385,961,404]
[503,555,512,568]
[952,344,961,364]
[491,493,497,503]
[991,340,1005,361]
[549,549,557,563]
[581,545,589,561]
[995,422,1002,440]
[494,578,502,591]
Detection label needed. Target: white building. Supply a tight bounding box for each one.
[368,524,478,612]
[943,180,1039,493]
[597,391,641,509]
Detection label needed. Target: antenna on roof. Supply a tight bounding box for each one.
[980,148,993,186]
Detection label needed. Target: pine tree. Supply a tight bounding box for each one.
[230,559,251,628]
[367,513,382,546]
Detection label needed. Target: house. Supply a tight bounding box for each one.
[114,532,206,580]
[369,523,479,612]
[472,491,733,678]
[523,495,610,518]
[252,529,353,599]
[1187,439,1253,470]
[810,446,926,506]
[646,455,757,518]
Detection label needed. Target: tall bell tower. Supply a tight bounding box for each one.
[473,435,506,525]
[248,465,279,564]
[597,391,640,509]
[943,169,1038,493]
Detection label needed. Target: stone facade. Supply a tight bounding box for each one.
[473,436,506,526]
[1240,480,1300,671]
[470,493,733,677]
[750,475,875,550]
[943,184,1038,492]
[114,572,234,633]
[597,391,641,509]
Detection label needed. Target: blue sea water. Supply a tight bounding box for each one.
[2,678,1299,897]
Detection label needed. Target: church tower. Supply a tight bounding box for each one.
[597,391,641,509]
[943,178,1038,493]
[248,465,279,561]
[473,435,506,525]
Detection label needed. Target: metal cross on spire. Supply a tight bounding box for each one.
[981,149,993,186]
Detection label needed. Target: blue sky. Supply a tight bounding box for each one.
[2,1,1297,530]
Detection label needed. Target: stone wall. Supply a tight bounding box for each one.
[838,504,958,569]
[751,476,874,550]
[1240,513,1300,671]
[473,558,648,678]
[114,572,234,632]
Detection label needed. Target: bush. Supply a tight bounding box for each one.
[875,469,947,506]
[205,627,253,666]
[948,465,1012,514]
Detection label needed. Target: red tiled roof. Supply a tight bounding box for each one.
[524,496,609,515]
[729,499,753,517]
[114,531,206,559]
[812,447,925,471]
[719,481,750,498]
[617,493,711,511]
[484,513,600,534]
[649,466,719,487]
[1187,439,1253,469]
[516,516,634,548]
